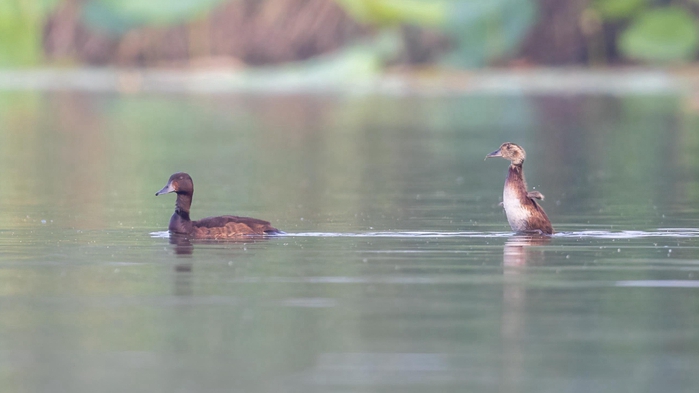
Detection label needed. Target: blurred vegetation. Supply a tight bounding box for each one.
[0,0,59,66]
[336,0,536,67]
[618,7,699,63]
[3,0,699,68]
[592,0,699,63]
[81,0,229,35]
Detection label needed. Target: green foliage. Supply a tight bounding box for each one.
[618,7,699,63]
[335,0,446,26]
[443,0,536,67]
[593,2,699,64]
[81,0,230,35]
[0,0,60,66]
[592,0,648,21]
[0,0,229,65]
[335,0,537,68]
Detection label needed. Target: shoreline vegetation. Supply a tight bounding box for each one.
[5,0,699,69]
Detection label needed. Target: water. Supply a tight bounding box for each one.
[1,91,699,392]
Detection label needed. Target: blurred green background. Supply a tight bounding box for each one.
[4,0,699,69]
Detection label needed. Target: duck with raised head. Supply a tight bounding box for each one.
[485,143,553,235]
[155,172,282,239]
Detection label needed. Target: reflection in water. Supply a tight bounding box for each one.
[501,235,550,393]
[174,266,193,297]
[169,236,194,297]
[170,235,194,256]
[503,235,550,267]
[167,233,277,299]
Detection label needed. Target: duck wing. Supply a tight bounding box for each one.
[527,191,544,200]
[193,215,281,236]
[524,198,553,235]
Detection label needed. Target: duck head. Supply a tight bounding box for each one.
[155,172,194,196]
[485,142,526,166]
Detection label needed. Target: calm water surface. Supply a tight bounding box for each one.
[1,92,699,392]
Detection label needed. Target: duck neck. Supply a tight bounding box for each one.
[175,193,192,218]
[507,163,527,191]
[169,193,193,234]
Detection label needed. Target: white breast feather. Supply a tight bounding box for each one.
[503,184,530,232]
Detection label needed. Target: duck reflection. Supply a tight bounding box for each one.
[166,234,274,295]
[503,234,550,267]
[501,235,550,393]
[168,234,271,256]
[169,236,194,297]
[170,235,194,257]
[166,234,272,276]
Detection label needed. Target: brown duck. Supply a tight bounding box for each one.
[155,172,281,239]
[485,143,553,235]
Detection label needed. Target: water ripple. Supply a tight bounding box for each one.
[558,229,699,239]
[614,280,699,288]
[289,228,699,239]
[151,228,699,240]
[286,231,512,238]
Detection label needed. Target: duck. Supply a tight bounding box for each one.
[155,172,282,239]
[485,142,553,235]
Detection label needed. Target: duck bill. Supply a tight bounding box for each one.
[485,149,502,159]
[155,182,175,196]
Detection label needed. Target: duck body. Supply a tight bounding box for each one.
[486,143,553,235]
[156,172,281,239]
[502,164,553,234]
